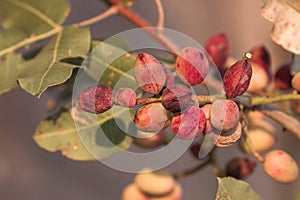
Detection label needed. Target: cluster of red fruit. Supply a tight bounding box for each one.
[77,33,300,186]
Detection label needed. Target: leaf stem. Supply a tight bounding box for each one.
[242,128,265,163]
[73,6,118,28]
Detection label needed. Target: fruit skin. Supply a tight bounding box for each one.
[226,157,257,179]
[122,184,149,200]
[171,106,206,139]
[200,104,212,134]
[274,64,293,90]
[162,65,175,88]
[205,33,230,67]
[134,103,169,132]
[223,59,252,98]
[241,128,276,154]
[134,170,175,196]
[210,100,240,131]
[291,71,300,91]
[175,47,209,86]
[249,45,271,71]
[247,61,270,92]
[115,87,136,107]
[78,84,113,114]
[134,53,166,94]
[264,150,299,183]
[162,84,192,113]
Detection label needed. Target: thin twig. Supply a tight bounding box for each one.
[74,6,118,28]
[173,158,211,180]
[108,0,180,54]
[257,104,300,140]
[154,0,165,28]
[243,127,265,163]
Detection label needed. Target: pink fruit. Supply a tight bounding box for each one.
[134,103,170,132]
[223,59,252,98]
[226,157,257,179]
[162,84,192,113]
[134,53,166,94]
[292,71,300,91]
[205,33,230,67]
[78,85,113,114]
[210,100,240,131]
[274,64,293,90]
[115,87,136,107]
[249,45,270,71]
[264,150,299,183]
[171,106,206,139]
[175,47,209,86]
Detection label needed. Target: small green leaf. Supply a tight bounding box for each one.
[18,26,91,97]
[0,53,23,94]
[0,0,70,56]
[33,106,133,161]
[216,177,261,200]
[84,42,137,89]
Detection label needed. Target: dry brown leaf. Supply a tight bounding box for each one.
[261,0,300,54]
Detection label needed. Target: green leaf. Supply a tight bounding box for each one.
[216,177,261,200]
[33,106,133,161]
[0,53,23,94]
[18,26,91,97]
[84,42,137,89]
[0,0,70,56]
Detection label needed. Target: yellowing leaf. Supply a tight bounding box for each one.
[0,53,23,94]
[216,177,261,200]
[262,0,300,54]
[18,26,91,97]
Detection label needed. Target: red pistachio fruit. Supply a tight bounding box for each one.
[134,103,169,132]
[175,47,209,86]
[226,157,257,180]
[78,85,113,114]
[249,45,271,71]
[274,64,293,90]
[223,59,252,98]
[115,87,137,107]
[171,106,206,139]
[134,53,166,94]
[205,33,230,67]
[162,84,192,113]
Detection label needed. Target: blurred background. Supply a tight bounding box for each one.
[0,0,299,199]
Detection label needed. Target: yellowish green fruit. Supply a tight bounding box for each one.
[135,169,175,196]
[241,129,276,154]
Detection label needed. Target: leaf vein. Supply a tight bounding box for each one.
[5,0,58,28]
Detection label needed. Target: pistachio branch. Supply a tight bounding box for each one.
[154,0,165,28]
[108,0,180,54]
[73,6,118,28]
[257,104,300,140]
